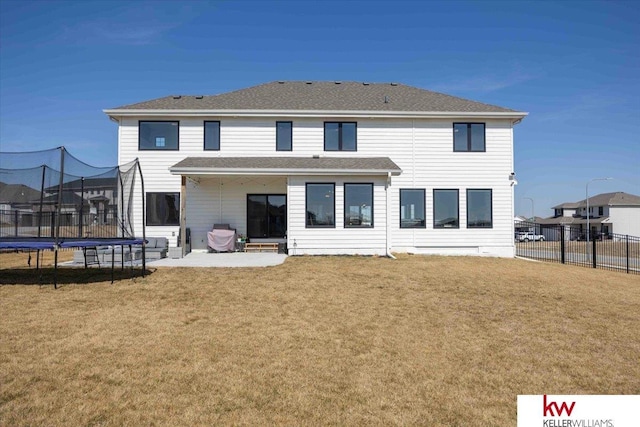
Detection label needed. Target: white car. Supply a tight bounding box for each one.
[516,232,545,242]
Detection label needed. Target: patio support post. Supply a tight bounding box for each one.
[180,175,187,257]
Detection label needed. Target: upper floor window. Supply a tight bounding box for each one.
[598,206,604,216]
[324,122,357,151]
[454,123,485,152]
[344,183,373,227]
[466,189,492,228]
[139,121,179,150]
[554,208,562,217]
[276,121,292,151]
[306,183,335,227]
[433,189,459,228]
[400,189,426,228]
[204,121,220,151]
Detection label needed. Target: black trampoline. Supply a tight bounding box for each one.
[0,146,146,287]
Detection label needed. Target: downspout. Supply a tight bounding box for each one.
[386,172,396,259]
[510,120,516,257]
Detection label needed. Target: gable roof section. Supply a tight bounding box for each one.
[580,192,640,207]
[552,192,640,210]
[0,183,41,204]
[552,202,581,209]
[170,157,401,176]
[106,81,526,118]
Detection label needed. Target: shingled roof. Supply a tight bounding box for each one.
[577,192,640,207]
[552,192,640,210]
[170,157,401,176]
[108,81,522,114]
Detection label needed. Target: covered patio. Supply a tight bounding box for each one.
[169,156,402,257]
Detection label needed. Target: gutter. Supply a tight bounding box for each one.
[104,108,529,120]
[169,167,402,176]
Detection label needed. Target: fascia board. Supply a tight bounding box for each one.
[104,109,528,120]
[169,167,402,176]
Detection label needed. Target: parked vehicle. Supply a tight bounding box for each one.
[516,232,545,242]
[574,231,611,241]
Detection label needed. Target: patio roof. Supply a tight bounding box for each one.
[169,156,402,176]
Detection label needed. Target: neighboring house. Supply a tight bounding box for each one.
[551,202,580,218]
[104,81,527,256]
[44,177,119,225]
[538,192,640,238]
[0,183,41,226]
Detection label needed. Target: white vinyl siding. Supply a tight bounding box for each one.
[117,116,516,256]
[609,206,640,237]
[288,176,388,255]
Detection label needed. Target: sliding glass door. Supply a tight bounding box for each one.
[247,194,286,238]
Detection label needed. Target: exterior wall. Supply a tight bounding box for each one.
[288,175,388,256]
[609,206,640,237]
[118,116,516,256]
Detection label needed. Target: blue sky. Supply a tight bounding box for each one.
[1,0,638,217]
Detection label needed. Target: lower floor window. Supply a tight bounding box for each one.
[467,189,492,228]
[433,189,459,228]
[345,183,373,227]
[146,192,179,226]
[306,183,335,227]
[400,189,425,228]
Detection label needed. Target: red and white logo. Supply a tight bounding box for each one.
[517,395,639,427]
[543,394,576,417]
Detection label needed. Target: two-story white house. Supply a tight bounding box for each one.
[540,192,640,238]
[104,81,527,257]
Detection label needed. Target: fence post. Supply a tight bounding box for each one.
[560,226,565,264]
[592,235,597,269]
[627,235,630,274]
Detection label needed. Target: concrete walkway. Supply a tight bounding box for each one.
[147,251,288,268]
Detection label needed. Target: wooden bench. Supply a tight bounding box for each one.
[244,242,278,253]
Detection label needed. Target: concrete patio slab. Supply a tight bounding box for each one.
[147,251,287,268]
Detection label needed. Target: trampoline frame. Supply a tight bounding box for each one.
[0,147,147,287]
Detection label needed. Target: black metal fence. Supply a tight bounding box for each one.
[0,209,125,239]
[515,222,639,275]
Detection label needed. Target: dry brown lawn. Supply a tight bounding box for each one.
[1,253,639,426]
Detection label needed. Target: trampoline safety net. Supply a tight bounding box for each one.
[0,146,143,245]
